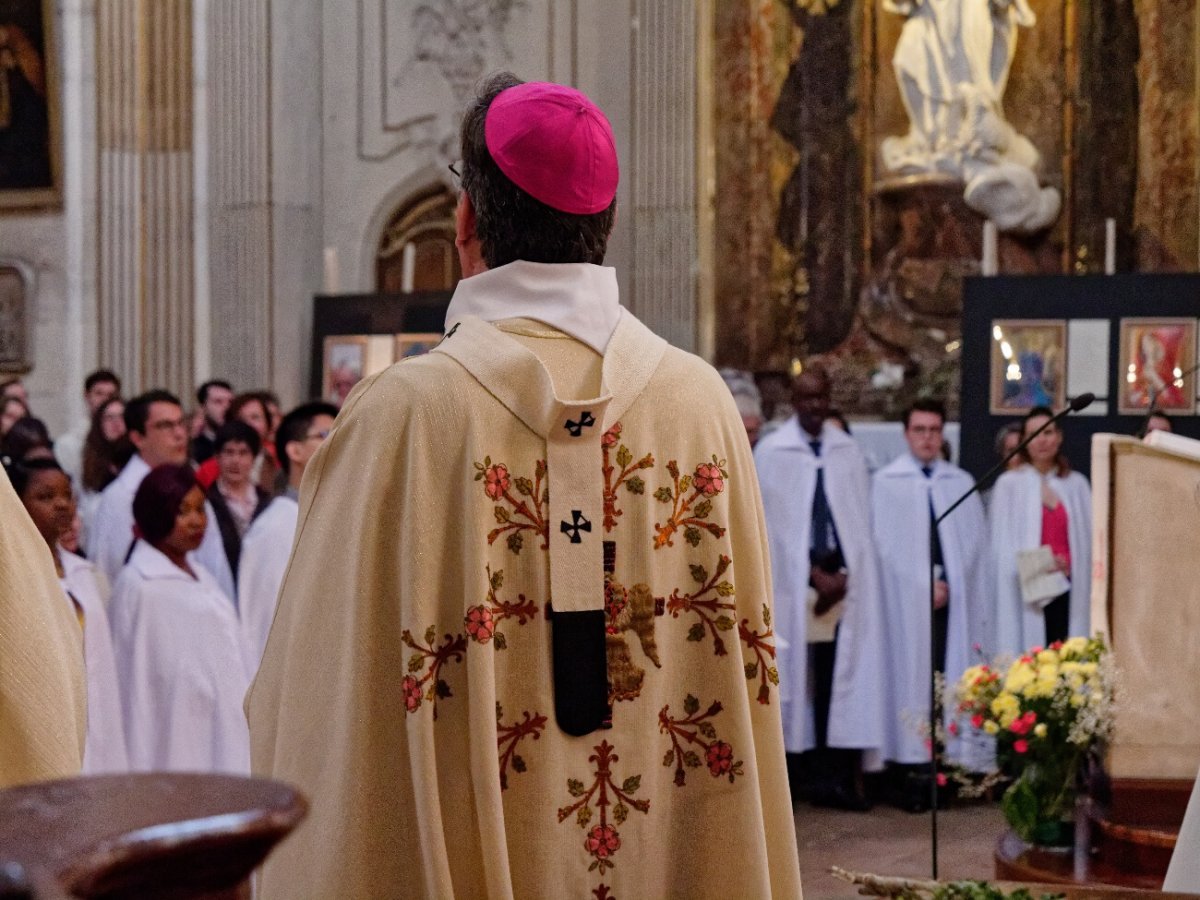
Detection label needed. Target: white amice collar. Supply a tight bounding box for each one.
[444,260,622,355]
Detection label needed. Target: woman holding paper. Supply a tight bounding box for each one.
[989,406,1092,655]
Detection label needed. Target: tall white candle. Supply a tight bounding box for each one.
[1104,218,1116,275]
[982,221,999,276]
[401,242,416,294]
[323,246,340,294]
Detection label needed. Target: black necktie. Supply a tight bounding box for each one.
[810,440,840,561]
[923,465,943,568]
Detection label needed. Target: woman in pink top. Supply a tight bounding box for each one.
[989,405,1093,654]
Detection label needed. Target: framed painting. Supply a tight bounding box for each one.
[394,331,442,361]
[1118,318,1198,414]
[0,0,62,208]
[989,319,1067,414]
[323,335,369,407]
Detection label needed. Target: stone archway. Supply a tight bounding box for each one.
[375,185,461,293]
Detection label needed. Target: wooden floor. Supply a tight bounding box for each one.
[794,800,1007,899]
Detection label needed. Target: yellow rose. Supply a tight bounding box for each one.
[1037,650,1059,666]
[1062,636,1089,656]
[1079,662,1098,677]
[984,721,1000,735]
[1034,723,1048,738]
[991,692,1020,727]
[1005,664,1035,694]
[1059,661,1082,676]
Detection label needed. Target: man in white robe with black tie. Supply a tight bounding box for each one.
[755,365,888,809]
[872,399,991,807]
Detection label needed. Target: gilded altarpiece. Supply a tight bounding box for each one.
[714,0,1158,417]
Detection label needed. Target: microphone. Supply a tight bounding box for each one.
[936,392,1093,528]
[924,391,1093,879]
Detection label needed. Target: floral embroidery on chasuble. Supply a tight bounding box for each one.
[249,309,802,899]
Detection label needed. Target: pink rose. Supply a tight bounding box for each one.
[484,464,510,500]
[1013,739,1029,754]
[1009,718,1029,736]
[936,773,948,787]
[970,713,984,729]
[692,463,724,497]
[465,605,495,643]
[601,423,622,449]
[402,675,423,713]
[706,741,734,777]
[585,825,621,859]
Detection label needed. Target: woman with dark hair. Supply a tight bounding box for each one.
[78,397,132,545]
[108,464,250,774]
[196,392,279,494]
[0,415,52,460]
[4,456,127,773]
[989,405,1092,653]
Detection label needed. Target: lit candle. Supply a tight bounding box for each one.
[401,242,416,294]
[982,221,998,276]
[1104,218,1116,275]
[323,246,340,294]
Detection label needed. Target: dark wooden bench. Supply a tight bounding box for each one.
[0,774,306,899]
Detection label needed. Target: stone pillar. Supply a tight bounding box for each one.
[627,0,701,354]
[96,0,196,395]
[1133,0,1199,270]
[204,0,274,391]
[710,0,787,370]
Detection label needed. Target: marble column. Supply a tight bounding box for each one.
[1133,0,1199,270]
[203,0,273,391]
[96,0,196,396]
[627,0,702,354]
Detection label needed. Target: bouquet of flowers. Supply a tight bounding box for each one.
[955,636,1115,847]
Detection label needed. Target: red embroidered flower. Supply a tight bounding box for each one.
[402,675,423,713]
[692,463,724,497]
[948,721,959,736]
[706,741,734,777]
[465,605,495,643]
[585,824,621,860]
[601,423,622,449]
[484,464,511,500]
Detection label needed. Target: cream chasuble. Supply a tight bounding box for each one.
[248,267,801,899]
[0,469,86,786]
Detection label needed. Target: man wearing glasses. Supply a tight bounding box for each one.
[250,74,802,898]
[87,389,234,601]
[237,401,337,669]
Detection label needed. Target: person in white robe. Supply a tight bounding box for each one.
[0,457,86,784]
[871,400,991,782]
[55,369,121,491]
[60,547,128,773]
[755,366,888,808]
[109,463,250,774]
[1166,771,1200,892]
[87,389,235,601]
[989,406,1091,655]
[238,401,336,670]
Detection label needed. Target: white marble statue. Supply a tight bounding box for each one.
[882,0,1060,233]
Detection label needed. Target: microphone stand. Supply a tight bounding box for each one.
[926,393,1094,879]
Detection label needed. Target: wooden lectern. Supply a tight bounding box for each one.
[1087,432,1200,880]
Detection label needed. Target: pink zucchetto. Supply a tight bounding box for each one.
[484,81,618,215]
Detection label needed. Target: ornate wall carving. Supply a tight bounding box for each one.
[358,0,550,164]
